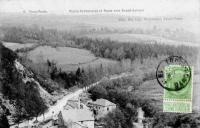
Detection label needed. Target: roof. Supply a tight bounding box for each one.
[64,101,79,109]
[68,96,79,102]
[60,109,94,123]
[91,99,116,107]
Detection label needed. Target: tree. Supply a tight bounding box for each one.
[76,67,81,79]
[79,69,88,88]
[116,47,126,60]
[104,48,110,58]
[0,114,9,128]
[103,108,127,128]
[88,86,108,100]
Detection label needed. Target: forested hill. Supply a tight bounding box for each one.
[0,42,47,127]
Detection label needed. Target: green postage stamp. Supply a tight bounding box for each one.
[163,65,193,113]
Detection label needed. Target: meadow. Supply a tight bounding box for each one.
[27,45,117,71]
[2,42,35,51]
[80,33,199,47]
[133,56,200,113]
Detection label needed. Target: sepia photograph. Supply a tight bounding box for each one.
[0,0,200,127]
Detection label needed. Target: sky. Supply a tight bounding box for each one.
[0,0,199,16]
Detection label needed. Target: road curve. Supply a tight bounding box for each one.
[10,72,133,128]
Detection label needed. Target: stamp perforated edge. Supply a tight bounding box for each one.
[163,66,193,113]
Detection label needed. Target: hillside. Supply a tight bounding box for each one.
[0,13,199,43]
[0,40,123,126]
[0,42,51,126]
[80,33,200,47]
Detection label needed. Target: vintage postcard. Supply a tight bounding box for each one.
[0,0,199,128]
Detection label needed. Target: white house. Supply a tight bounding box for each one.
[87,98,116,119]
[133,107,145,128]
[57,109,94,128]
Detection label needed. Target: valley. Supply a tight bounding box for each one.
[0,12,199,128]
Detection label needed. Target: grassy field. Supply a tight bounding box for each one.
[136,79,163,111]
[132,55,200,113]
[2,42,35,51]
[135,73,200,113]
[80,33,199,47]
[27,45,117,71]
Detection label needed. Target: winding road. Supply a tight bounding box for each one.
[10,72,133,128]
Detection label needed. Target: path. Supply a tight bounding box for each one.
[10,72,133,128]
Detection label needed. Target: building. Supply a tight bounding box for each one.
[79,92,91,105]
[132,107,145,128]
[57,109,94,128]
[137,107,144,123]
[64,96,89,110]
[38,119,58,128]
[87,99,116,119]
[64,97,80,110]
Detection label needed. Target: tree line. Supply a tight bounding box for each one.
[1,26,198,63]
[71,37,197,62]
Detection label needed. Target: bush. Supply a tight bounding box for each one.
[102,108,127,128]
[88,86,108,100]
[0,114,9,128]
